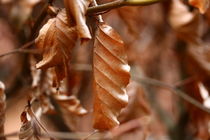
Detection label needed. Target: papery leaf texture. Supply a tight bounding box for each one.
[64,0,92,41]
[54,94,87,116]
[35,9,77,82]
[19,111,40,140]
[93,23,130,130]
[189,0,209,14]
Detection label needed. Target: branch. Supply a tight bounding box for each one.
[131,74,210,114]
[87,0,163,14]
[0,40,37,58]
[48,64,210,114]
[0,131,108,140]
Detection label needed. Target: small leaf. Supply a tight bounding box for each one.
[93,23,130,130]
[64,0,92,41]
[54,94,87,116]
[189,0,209,14]
[19,111,41,140]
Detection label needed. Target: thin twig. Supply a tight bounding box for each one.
[174,76,196,88]
[60,64,210,114]
[0,131,108,140]
[27,103,54,139]
[81,130,99,140]
[87,0,163,15]
[132,74,210,114]
[92,0,104,22]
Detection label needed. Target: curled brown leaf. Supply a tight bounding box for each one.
[64,0,92,41]
[54,94,87,116]
[93,23,130,130]
[19,111,41,140]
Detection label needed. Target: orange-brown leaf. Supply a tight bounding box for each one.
[64,0,92,41]
[35,10,77,83]
[19,111,40,140]
[189,0,209,14]
[93,23,130,130]
[54,94,87,116]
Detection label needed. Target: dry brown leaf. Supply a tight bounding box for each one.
[169,0,201,44]
[35,9,77,83]
[54,94,87,116]
[64,0,92,41]
[93,23,130,130]
[19,111,41,140]
[189,0,209,14]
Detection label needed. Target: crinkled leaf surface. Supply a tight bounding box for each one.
[93,23,130,130]
[54,94,87,116]
[35,10,77,83]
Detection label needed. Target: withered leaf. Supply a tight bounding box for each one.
[189,0,209,14]
[93,23,130,130]
[64,0,92,41]
[169,0,201,44]
[19,111,41,140]
[54,94,87,116]
[35,9,77,83]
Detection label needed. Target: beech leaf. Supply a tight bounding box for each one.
[54,94,88,116]
[189,0,209,14]
[19,111,41,140]
[93,23,130,130]
[64,0,92,41]
[35,10,77,83]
